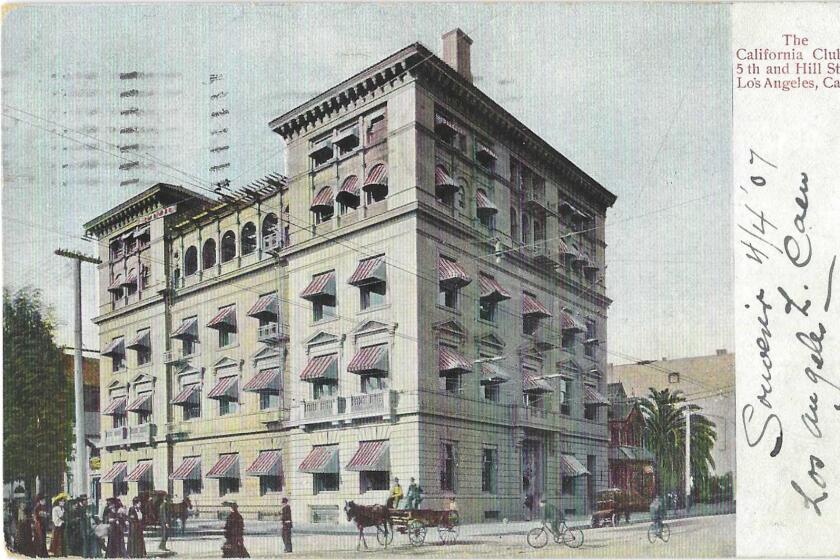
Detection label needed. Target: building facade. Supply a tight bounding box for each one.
[87,30,616,523]
[606,383,654,502]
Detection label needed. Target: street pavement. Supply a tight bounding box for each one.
[143,513,734,558]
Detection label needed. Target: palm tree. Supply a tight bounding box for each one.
[637,388,717,501]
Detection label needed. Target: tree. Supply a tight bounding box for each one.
[3,287,73,498]
[637,388,717,500]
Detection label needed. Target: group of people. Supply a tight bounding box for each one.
[220,497,292,558]
[385,477,425,510]
[6,493,150,558]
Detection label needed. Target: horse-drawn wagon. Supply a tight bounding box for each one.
[386,509,460,546]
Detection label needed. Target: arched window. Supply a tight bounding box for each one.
[202,239,216,270]
[241,222,256,255]
[221,230,236,263]
[184,246,198,276]
[262,213,278,248]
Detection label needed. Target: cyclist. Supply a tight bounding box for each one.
[539,499,563,537]
[649,495,664,536]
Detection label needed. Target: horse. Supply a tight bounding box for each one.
[344,500,391,550]
[169,496,193,535]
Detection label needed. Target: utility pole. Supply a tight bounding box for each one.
[685,405,691,512]
[55,249,101,497]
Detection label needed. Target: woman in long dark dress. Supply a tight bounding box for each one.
[14,504,35,557]
[127,498,146,558]
[32,495,49,558]
[221,502,248,558]
[105,502,127,559]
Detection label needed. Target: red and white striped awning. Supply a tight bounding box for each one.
[311,186,335,211]
[207,306,236,330]
[171,384,200,406]
[345,440,390,472]
[559,454,590,477]
[101,462,127,483]
[560,310,585,333]
[107,276,123,293]
[299,354,338,381]
[206,454,239,479]
[475,190,498,217]
[435,114,465,135]
[247,293,278,321]
[347,345,388,374]
[126,462,153,482]
[103,396,127,416]
[522,294,552,318]
[523,374,554,394]
[480,363,510,385]
[438,257,471,288]
[439,346,472,375]
[299,446,339,474]
[336,175,360,204]
[246,451,283,477]
[101,338,125,357]
[301,271,336,300]
[479,274,511,302]
[363,164,388,192]
[583,385,610,406]
[126,392,153,412]
[171,317,198,340]
[476,141,497,160]
[207,376,238,400]
[169,457,201,481]
[121,269,137,286]
[435,165,458,195]
[348,256,386,286]
[242,368,281,393]
[126,329,150,350]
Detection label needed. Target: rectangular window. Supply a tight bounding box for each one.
[439,285,459,309]
[219,398,238,416]
[114,480,128,498]
[360,471,389,493]
[113,413,127,429]
[219,477,240,496]
[479,299,496,322]
[360,281,386,310]
[184,401,201,421]
[559,379,570,415]
[259,392,280,410]
[137,410,152,425]
[366,111,387,145]
[439,374,462,394]
[260,476,283,496]
[440,443,456,492]
[484,384,500,402]
[361,375,388,394]
[523,315,540,336]
[184,479,202,496]
[138,477,153,495]
[585,320,597,358]
[335,125,360,155]
[218,329,236,348]
[584,404,597,421]
[313,473,339,494]
[562,332,576,353]
[481,448,498,493]
[562,476,574,495]
[182,338,198,357]
[524,392,544,410]
[313,382,337,400]
[313,300,336,322]
[112,354,126,373]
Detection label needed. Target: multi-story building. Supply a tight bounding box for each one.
[606,383,654,502]
[86,29,616,523]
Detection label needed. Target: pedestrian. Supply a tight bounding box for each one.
[49,494,68,556]
[221,502,248,558]
[65,497,82,557]
[32,494,50,557]
[405,478,424,510]
[155,493,171,552]
[76,495,100,558]
[105,501,126,559]
[14,504,35,557]
[127,497,146,558]
[448,496,459,514]
[5,498,17,551]
[280,497,292,554]
[387,477,403,509]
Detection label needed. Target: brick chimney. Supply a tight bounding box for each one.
[442,28,473,83]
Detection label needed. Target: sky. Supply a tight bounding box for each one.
[1,3,733,364]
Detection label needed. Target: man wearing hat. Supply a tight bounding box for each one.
[280,497,292,554]
[222,502,248,558]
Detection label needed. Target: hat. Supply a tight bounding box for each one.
[53,492,70,503]
[281,497,288,503]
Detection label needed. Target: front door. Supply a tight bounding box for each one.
[522,439,544,518]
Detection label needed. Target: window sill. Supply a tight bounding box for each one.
[436,303,460,314]
[358,303,390,315]
[218,343,240,352]
[477,318,497,328]
[310,317,339,328]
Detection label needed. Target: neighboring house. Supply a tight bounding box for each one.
[607,350,736,488]
[61,352,102,506]
[85,29,617,523]
[606,383,654,502]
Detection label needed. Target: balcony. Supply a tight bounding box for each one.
[525,188,547,212]
[295,397,346,427]
[258,322,288,343]
[163,350,186,365]
[528,239,558,264]
[104,423,155,448]
[263,233,281,252]
[345,390,394,421]
[515,405,559,431]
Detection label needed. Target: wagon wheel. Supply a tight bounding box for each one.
[437,512,459,544]
[407,520,427,546]
[376,523,394,546]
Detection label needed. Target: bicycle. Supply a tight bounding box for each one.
[527,518,584,549]
[647,520,671,543]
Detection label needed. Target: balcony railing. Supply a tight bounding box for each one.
[528,239,557,264]
[258,322,288,343]
[347,390,394,420]
[297,397,345,426]
[525,188,547,211]
[162,350,182,364]
[515,405,557,430]
[104,423,155,448]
